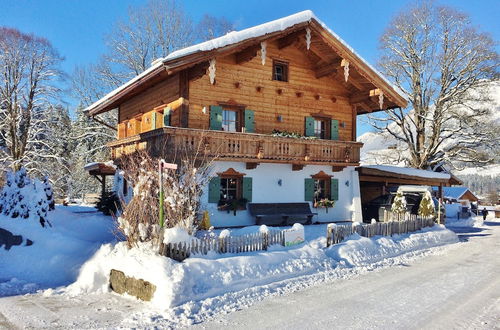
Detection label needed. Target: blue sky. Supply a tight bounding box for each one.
[1,0,498,135]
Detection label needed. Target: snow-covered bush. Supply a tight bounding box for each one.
[391,191,407,216]
[0,168,55,227]
[418,191,435,218]
[116,145,212,248]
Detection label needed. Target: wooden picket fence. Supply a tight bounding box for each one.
[383,210,434,222]
[159,230,286,261]
[326,217,435,247]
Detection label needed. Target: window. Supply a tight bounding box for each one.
[314,178,330,201]
[208,168,252,211]
[314,119,327,139]
[273,60,288,82]
[222,109,239,132]
[220,177,241,201]
[311,171,332,202]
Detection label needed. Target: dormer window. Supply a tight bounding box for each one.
[273,60,288,82]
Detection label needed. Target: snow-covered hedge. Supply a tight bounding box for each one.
[0,168,55,227]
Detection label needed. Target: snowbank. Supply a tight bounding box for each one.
[445,215,484,228]
[326,225,458,266]
[0,205,116,296]
[66,224,458,309]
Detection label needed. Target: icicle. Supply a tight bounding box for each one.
[208,58,216,85]
[305,27,311,50]
[260,41,267,65]
[341,59,350,82]
[379,92,384,110]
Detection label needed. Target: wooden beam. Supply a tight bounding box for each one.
[332,165,346,172]
[179,70,189,128]
[235,45,260,64]
[292,164,305,171]
[351,106,357,140]
[188,61,209,81]
[246,162,259,170]
[349,92,373,104]
[277,30,304,49]
[91,115,117,131]
[315,61,339,79]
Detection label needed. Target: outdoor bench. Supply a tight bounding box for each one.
[248,203,317,226]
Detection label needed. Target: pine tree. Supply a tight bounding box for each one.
[418,191,436,217]
[391,191,407,217]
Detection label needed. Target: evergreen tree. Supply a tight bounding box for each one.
[391,191,407,216]
[418,191,436,217]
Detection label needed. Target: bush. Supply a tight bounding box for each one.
[0,168,55,227]
[116,143,213,248]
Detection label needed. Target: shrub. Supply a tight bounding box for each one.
[0,168,54,227]
[418,191,436,217]
[116,142,213,248]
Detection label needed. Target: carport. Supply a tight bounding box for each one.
[356,165,462,204]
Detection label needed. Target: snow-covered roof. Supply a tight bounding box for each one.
[431,186,478,201]
[360,165,451,180]
[85,10,407,115]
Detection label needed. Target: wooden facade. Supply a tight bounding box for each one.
[87,13,407,168]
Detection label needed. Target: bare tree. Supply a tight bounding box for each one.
[371,1,499,169]
[104,0,195,79]
[116,139,213,248]
[0,27,63,172]
[196,14,235,41]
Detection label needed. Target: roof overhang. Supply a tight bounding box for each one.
[356,166,453,186]
[84,162,116,176]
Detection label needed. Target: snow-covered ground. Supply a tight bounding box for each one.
[1,203,484,328]
[0,205,116,296]
[195,215,500,330]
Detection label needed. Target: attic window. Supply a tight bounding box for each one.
[273,60,288,82]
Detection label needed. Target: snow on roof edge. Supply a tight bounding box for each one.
[361,165,451,180]
[85,10,407,114]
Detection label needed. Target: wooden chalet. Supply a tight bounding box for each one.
[85,11,407,227]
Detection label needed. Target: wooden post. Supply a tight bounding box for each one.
[326,226,332,247]
[262,231,269,251]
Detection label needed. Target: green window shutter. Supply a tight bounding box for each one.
[305,116,315,137]
[330,178,339,200]
[163,107,171,127]
[208,177,221,203]
[243,109,255,133]
[304,178,314,201]
[330,119,339,140]
[242,177,253,202]
[209,105,223,130]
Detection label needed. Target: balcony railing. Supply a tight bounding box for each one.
[108,127,362,166]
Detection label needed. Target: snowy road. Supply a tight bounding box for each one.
[196,221,500,330]
[0,221,498,329]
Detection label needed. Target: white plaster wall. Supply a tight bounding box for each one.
[200,161,362,228]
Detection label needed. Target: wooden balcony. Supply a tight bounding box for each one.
[108,127,362,167]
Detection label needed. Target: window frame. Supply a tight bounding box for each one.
[216,168,247,211]
[221,108,240,132]
[272,60,289,82]
[311,171,333,202]
[219,176,242,201]
[311,114,332,140]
